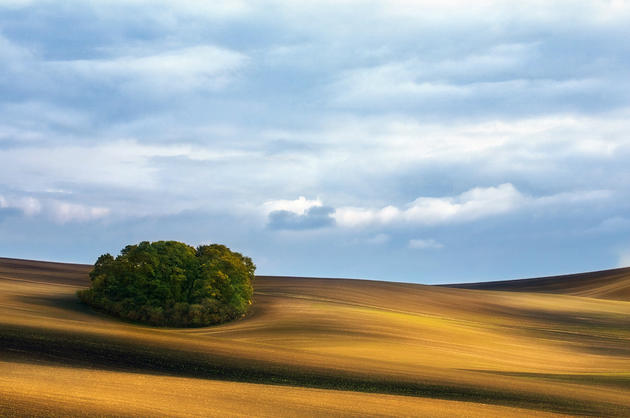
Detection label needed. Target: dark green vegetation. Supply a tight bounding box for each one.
[77,241,255,326]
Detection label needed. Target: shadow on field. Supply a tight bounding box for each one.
[466,370,630,390]
[15,292,108,322]
[489,306,630,357]
[0,323,624,417]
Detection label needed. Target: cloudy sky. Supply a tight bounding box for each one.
[1,0,630,283]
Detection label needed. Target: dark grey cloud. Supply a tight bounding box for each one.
[267,206,335,230]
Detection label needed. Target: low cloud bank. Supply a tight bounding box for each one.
[265,184,611,230]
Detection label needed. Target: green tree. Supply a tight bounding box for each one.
[78,241,255,327]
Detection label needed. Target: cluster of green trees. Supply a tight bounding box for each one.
[78,241,255,327]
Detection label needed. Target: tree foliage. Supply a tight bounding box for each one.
[77,241,255,327]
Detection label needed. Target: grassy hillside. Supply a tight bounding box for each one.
[1,257,630,416]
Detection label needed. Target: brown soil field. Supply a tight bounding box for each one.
[445,266,630,300]
[1,257,630,416]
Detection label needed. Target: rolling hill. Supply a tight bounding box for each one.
[445,266,630,301]
[1,257,630,417]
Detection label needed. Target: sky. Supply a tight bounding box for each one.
[1,0,630,284]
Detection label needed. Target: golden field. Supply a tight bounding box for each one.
[1,258,630,417]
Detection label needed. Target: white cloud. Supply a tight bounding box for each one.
[334,183,524,227]
[0,139,255,192]
[0,194,108,222]
[331,56,609,109]
[49,201,110,223]
[333,183,610,228]
[53,45,247,92]
[329,43,541,106]
[406,183,524,223]
[91,0,252,20]
[17,197,42,216]
[409,238,444,249]
[0,195,42,216]
[374,0,630,27]
[333,205,400,228]
[532,189,612,207]
[272,112,630,185]
[332,63,467,106]
[262,196,322,215]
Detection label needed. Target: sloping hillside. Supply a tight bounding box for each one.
[0,257,90,286]
[1,258,630,417]
[445,267,630,301]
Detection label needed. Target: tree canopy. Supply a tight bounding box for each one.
[78,241,255,327]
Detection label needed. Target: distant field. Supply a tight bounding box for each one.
[1,258,630,417]
[445,266,630,300]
